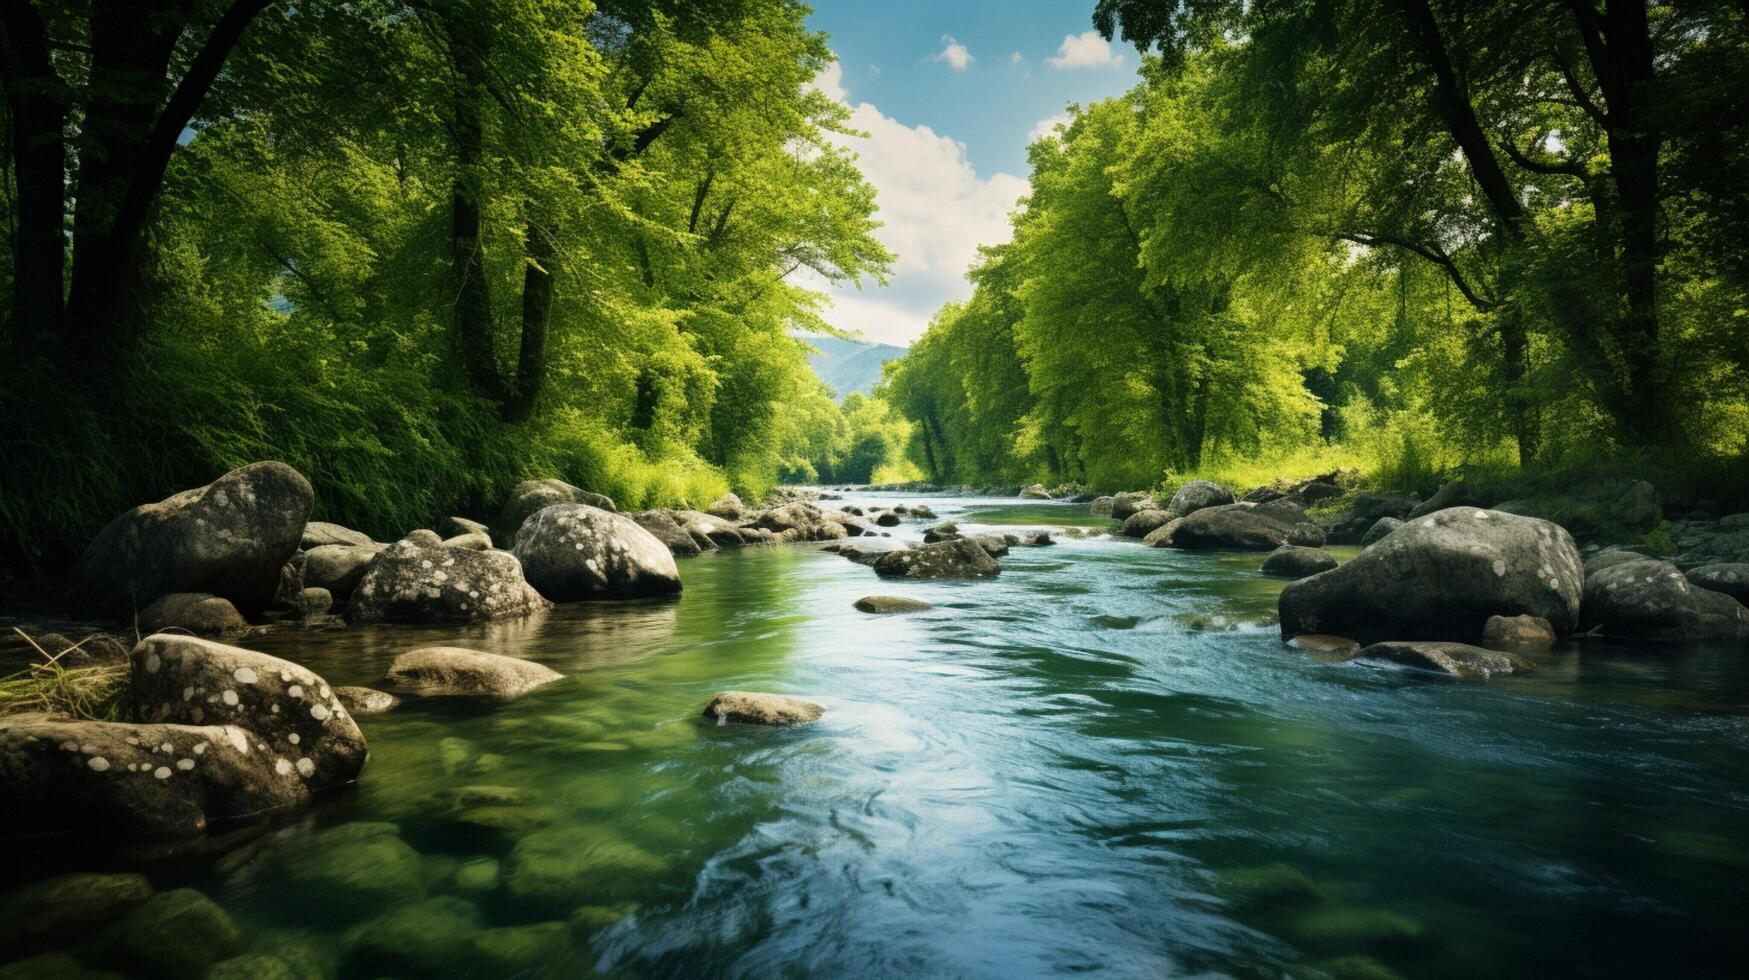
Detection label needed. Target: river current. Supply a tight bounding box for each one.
[4,492,1748,978]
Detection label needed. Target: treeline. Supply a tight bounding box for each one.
[0,0,891,570]
[880,1,1749,493]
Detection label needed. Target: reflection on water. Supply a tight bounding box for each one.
[3,494,1748,978]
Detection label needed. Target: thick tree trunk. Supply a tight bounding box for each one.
[448,74,506,402]
[0,0,68,354]
[502,218,557,423]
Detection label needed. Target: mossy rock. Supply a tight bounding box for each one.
[112,889,243,979]
[272,822,425,919]
[1307,954,1407,980]
[467,922,573,973]
[569,902,638,937]
[450,857,501,896]
[1217,862,1320,912]
[1287,906,1427,953]
[204,954,301,980]
[341,896,482,978]
[0,872,154,946]
[0,954,126,980]
[505,826,667,911]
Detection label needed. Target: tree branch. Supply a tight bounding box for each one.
[1337,230,1493,310]
[1501,135,1586,177]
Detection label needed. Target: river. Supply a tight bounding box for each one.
[4,492,1748,978]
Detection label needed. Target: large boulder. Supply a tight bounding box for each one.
[1018,483,1053,500]
[872,538,1001,579]
[1360,517,1404,547]
[1687,563,1749,604]
[499,479,617,544]
[1109,492,1159,521]
[1147,504,1325,550]
[1580,560,1749,643]
[0,872,154,947]
[673,510,749,547]
[385,647,563,701]
[1279,508,1583,644]
[512,504,682,601]
[71,462,313,618]
[1354,641,1536,679]
[1261,546,1338,578]
[1167,480,1234,517]
[1120,509,1174,538]
[1,714,338,838]
[706,492,747,520]
[138,593,246,636]
[631,511,708,557]
[346,536,548,624]
[130,635,367,793]
[300,543,381,600]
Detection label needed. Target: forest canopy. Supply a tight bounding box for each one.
[878,0,1749,494]
[0,0,893,568]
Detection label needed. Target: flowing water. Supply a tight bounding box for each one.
[5,493,1749,978]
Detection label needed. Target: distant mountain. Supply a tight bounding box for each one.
[799,334,907,402]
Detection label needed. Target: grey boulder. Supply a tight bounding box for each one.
[1167,480,1234,517]
[513,504,682,601]
[499,479,617,543]
[385,647,562,701]
[1355,641,1535,679]
[872,539,1000,579]
[346,537,548,624]
[1580,560,1749,643]
[1261,546,1338,578]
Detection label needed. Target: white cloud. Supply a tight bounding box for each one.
[1009,51,1024,65]
[933,35,973,71]
[810,59,849,102]
[804,61,1028,345]
[1028,112,1071,144]
[1045,30,1124,69]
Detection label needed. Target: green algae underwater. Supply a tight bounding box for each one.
[3,494,1748,979]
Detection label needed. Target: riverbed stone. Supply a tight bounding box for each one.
[1167,480,1234,517]
[1320,492,1419,544]
[1261,546,1338,578]
[872,538,1000,579]
[504,826,666,909]
[72,462,313,618]
[1089,496,1117,516]
[346,537,548,624]
[1686,562,1749,604]
[1288,634,1361,658]
[0,954,123,980]
[204,954,302,980]
[442,531,494,551]
[441,516,491,539]
[1121,509,1174,538]
[673,510,749,547]
[854,595,933,614]
[1279,508,1583,644]
[922,521,960,542]
[702,691,825,726]
[299,543,381,601]
[0,713,337,837]
[342,896,483,979]
[1109,492,1159,521]
[242,822,424,920]
[113,888,243,978]
[706,492,747,520]
[334,686,399,716]
[1217,862,1320,912]
[1580,559,1749,642]
[513,504,682,601]
[301,521,372,549]
[0,872,154,945]
[1147,504,1324,550]
[131,635,366,793]
[137,592,247,636]
[1360,517,1403,547]
[1019,483,1052,499]
[386,647,563,701]
[290,587,332,619]
[750,502,849,541]
[500,479,617,543]
[1482,614,1556,653]
[467,922,571,974]
[633,510,707,557]
[1355,641,1536,679]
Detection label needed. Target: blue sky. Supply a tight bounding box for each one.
[800,1,1142,346]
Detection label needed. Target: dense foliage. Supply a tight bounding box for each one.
[0,0,891,571]
[882,1,1749,493]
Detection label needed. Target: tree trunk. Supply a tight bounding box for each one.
[1498,306,1540,465]
[502,217,557,422]
[448,73,506,401]
[0,0,68,355]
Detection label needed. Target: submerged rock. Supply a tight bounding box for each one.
[131,635,367,793]
[1288,634,1361,659]
[72,461,313,618]
[138,593,247,636]
[513,504,682,601]
[468,922,571,974]
[504,826,666,909]
[1580,559,1749,642]
[702,691,825,726]
[871,539,1000,579]
[1261,546,1338,578]
[854,595,933,614]
[385,647,563,701]
[114,888,243,978]
[1355,641,1535,679]
[342,896,483,979]
[346,537,548,624]
[232,822,424,921]
[1279,508,1582,645]
[0,872,154,946]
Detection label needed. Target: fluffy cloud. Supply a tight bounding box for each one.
[1045,30,1124,69]
[1028,112,1071,144]
[933,35,973,71]
[803,62,1028,345]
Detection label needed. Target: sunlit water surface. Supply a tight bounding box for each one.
[5,493,1749,978]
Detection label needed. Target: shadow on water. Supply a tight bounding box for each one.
[4,493,1749,978]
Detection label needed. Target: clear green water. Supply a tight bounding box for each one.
[5,494,1749,978]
